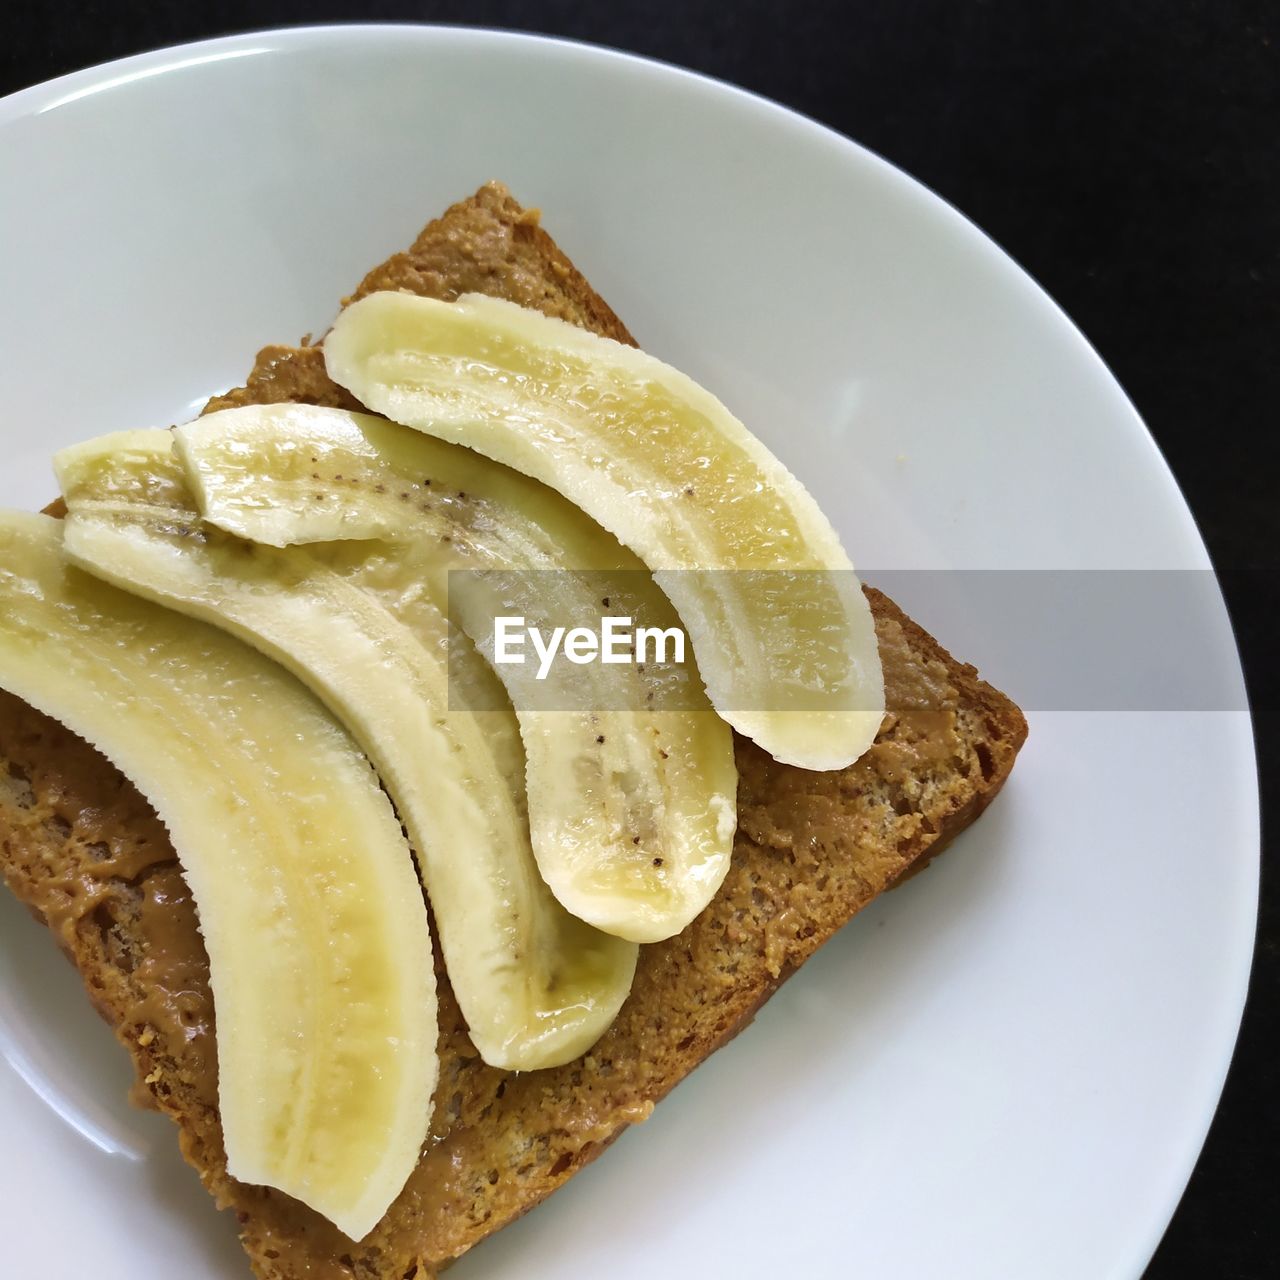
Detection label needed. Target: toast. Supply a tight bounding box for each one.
[0,183,1027,1279]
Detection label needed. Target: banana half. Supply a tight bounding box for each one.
[175,404,738,944]
[56,432,638,1069]
[323,290,885,771]
[0,512,434,1241]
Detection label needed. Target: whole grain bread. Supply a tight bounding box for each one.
[0,183,1027,1280]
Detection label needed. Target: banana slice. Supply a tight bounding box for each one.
[322,290,885,771]
[175,404,737,944]
[0,511,433,1241]
[56,432,637,1066]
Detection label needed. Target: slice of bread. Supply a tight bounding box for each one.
[0,183,1027,1280]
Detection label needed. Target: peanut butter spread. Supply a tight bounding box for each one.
[0,183,1025,1280]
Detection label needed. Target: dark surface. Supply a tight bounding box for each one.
[2,1,1275,1276]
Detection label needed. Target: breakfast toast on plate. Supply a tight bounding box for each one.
[0,182,1026,1279]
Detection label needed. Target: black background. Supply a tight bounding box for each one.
[2,2,1275,1276]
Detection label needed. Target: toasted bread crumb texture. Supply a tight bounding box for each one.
[204,183,635,416]
[0,183,1026,1280]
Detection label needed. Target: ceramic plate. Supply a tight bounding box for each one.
[0,26,1257,1280]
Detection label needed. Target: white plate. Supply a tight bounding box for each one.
[0,26,1257,1280]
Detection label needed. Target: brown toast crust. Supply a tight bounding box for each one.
[0,183,1027,1280]
[204,182,636,415]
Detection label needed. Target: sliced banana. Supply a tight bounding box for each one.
[56,432,637,1066]
[0,511,433,1242]
[323,290,885,771]
[176,404,737,944]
